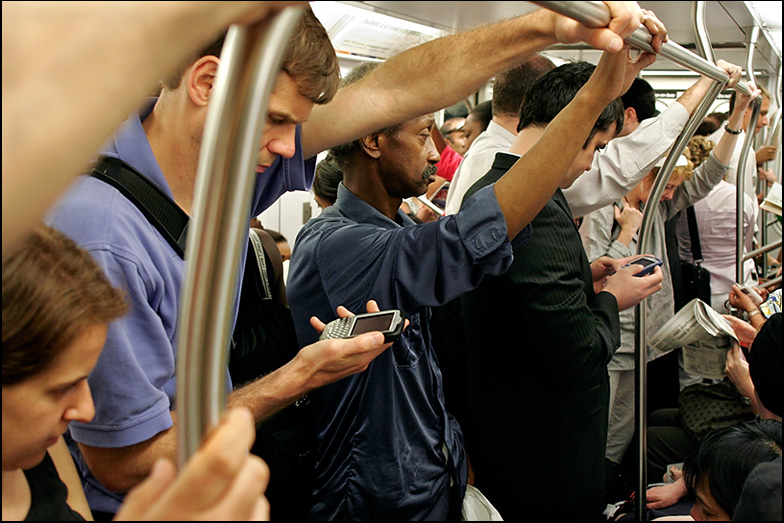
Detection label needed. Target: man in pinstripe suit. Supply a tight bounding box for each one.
[460,58,664,520]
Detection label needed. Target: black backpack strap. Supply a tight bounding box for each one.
[685,205,703,264]
[90,156,189,258]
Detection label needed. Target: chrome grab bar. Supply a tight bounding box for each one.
[691,1,716,65]
[736,26,762,284]
[633,80,725,517]
[531,1,754,96]
[176,7,304,465]
[744,239,783,262]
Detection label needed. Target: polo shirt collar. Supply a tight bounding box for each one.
[108,98,174,200]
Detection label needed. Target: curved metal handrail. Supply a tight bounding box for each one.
[531,1,754,96]
[175,7,304,465]
[691,1,716,65]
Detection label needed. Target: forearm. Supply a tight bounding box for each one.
[372,9,557,114]
[303,9,558,158]
[228,356,312,423]
[78,418,177,494]
[2,1,293,252]
[674,76,715,115]
[712,103,746,164]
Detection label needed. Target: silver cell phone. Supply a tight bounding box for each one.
[417,195,445,216]
[319,309,405,343]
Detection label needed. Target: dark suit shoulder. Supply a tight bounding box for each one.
[462,152,520,206]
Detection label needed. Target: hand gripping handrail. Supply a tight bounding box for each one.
[531,1,754,96]
[175,7,304,465]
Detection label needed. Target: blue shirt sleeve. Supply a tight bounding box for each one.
[308,185,528,316]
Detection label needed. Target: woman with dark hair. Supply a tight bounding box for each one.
[312,153,343,209]
[2,226,271,520]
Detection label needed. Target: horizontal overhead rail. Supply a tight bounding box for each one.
[743,239,783,262]
[760,275,782,290]
[532,1,755,95]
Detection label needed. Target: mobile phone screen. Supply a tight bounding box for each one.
[351,313,396,335]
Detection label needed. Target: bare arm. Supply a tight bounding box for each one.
[710,64,759,165]
[2,1,301,253]
[49,437,93,521]
[79,324,391,494]
[302,2,650,158]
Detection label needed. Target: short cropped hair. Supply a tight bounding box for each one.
[492,54,556,119]
[621,78,659,122]
[163,6,340,105]
[329,61,403,169]
[468,101,493,133]
[518,61,625,148]
[683,420,782,519]
[3,226,128,385]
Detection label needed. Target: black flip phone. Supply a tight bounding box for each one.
[623,255,663,277]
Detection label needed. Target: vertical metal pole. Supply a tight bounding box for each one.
[736,26,761,284]
[176,7,304,465]
[691,2,716,65]
[634,80,725,520]
[760,69,782,279]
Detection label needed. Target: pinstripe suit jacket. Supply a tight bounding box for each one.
[460,152,621,519]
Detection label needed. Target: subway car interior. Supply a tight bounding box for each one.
[2,1,781,522]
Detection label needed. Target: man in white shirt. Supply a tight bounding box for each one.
[444,54,555,215]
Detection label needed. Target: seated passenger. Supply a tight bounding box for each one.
[645,312,782,513]
[684,419,782,521]
[2,225,271,521]
[287,46,661,521]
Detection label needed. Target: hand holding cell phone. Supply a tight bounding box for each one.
[622,255,663,277]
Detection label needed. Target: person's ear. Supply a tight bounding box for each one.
[187,56,220,107]
[625,106,638,125]
[359,133,382,160]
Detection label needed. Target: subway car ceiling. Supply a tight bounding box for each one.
[311,1,782,96]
